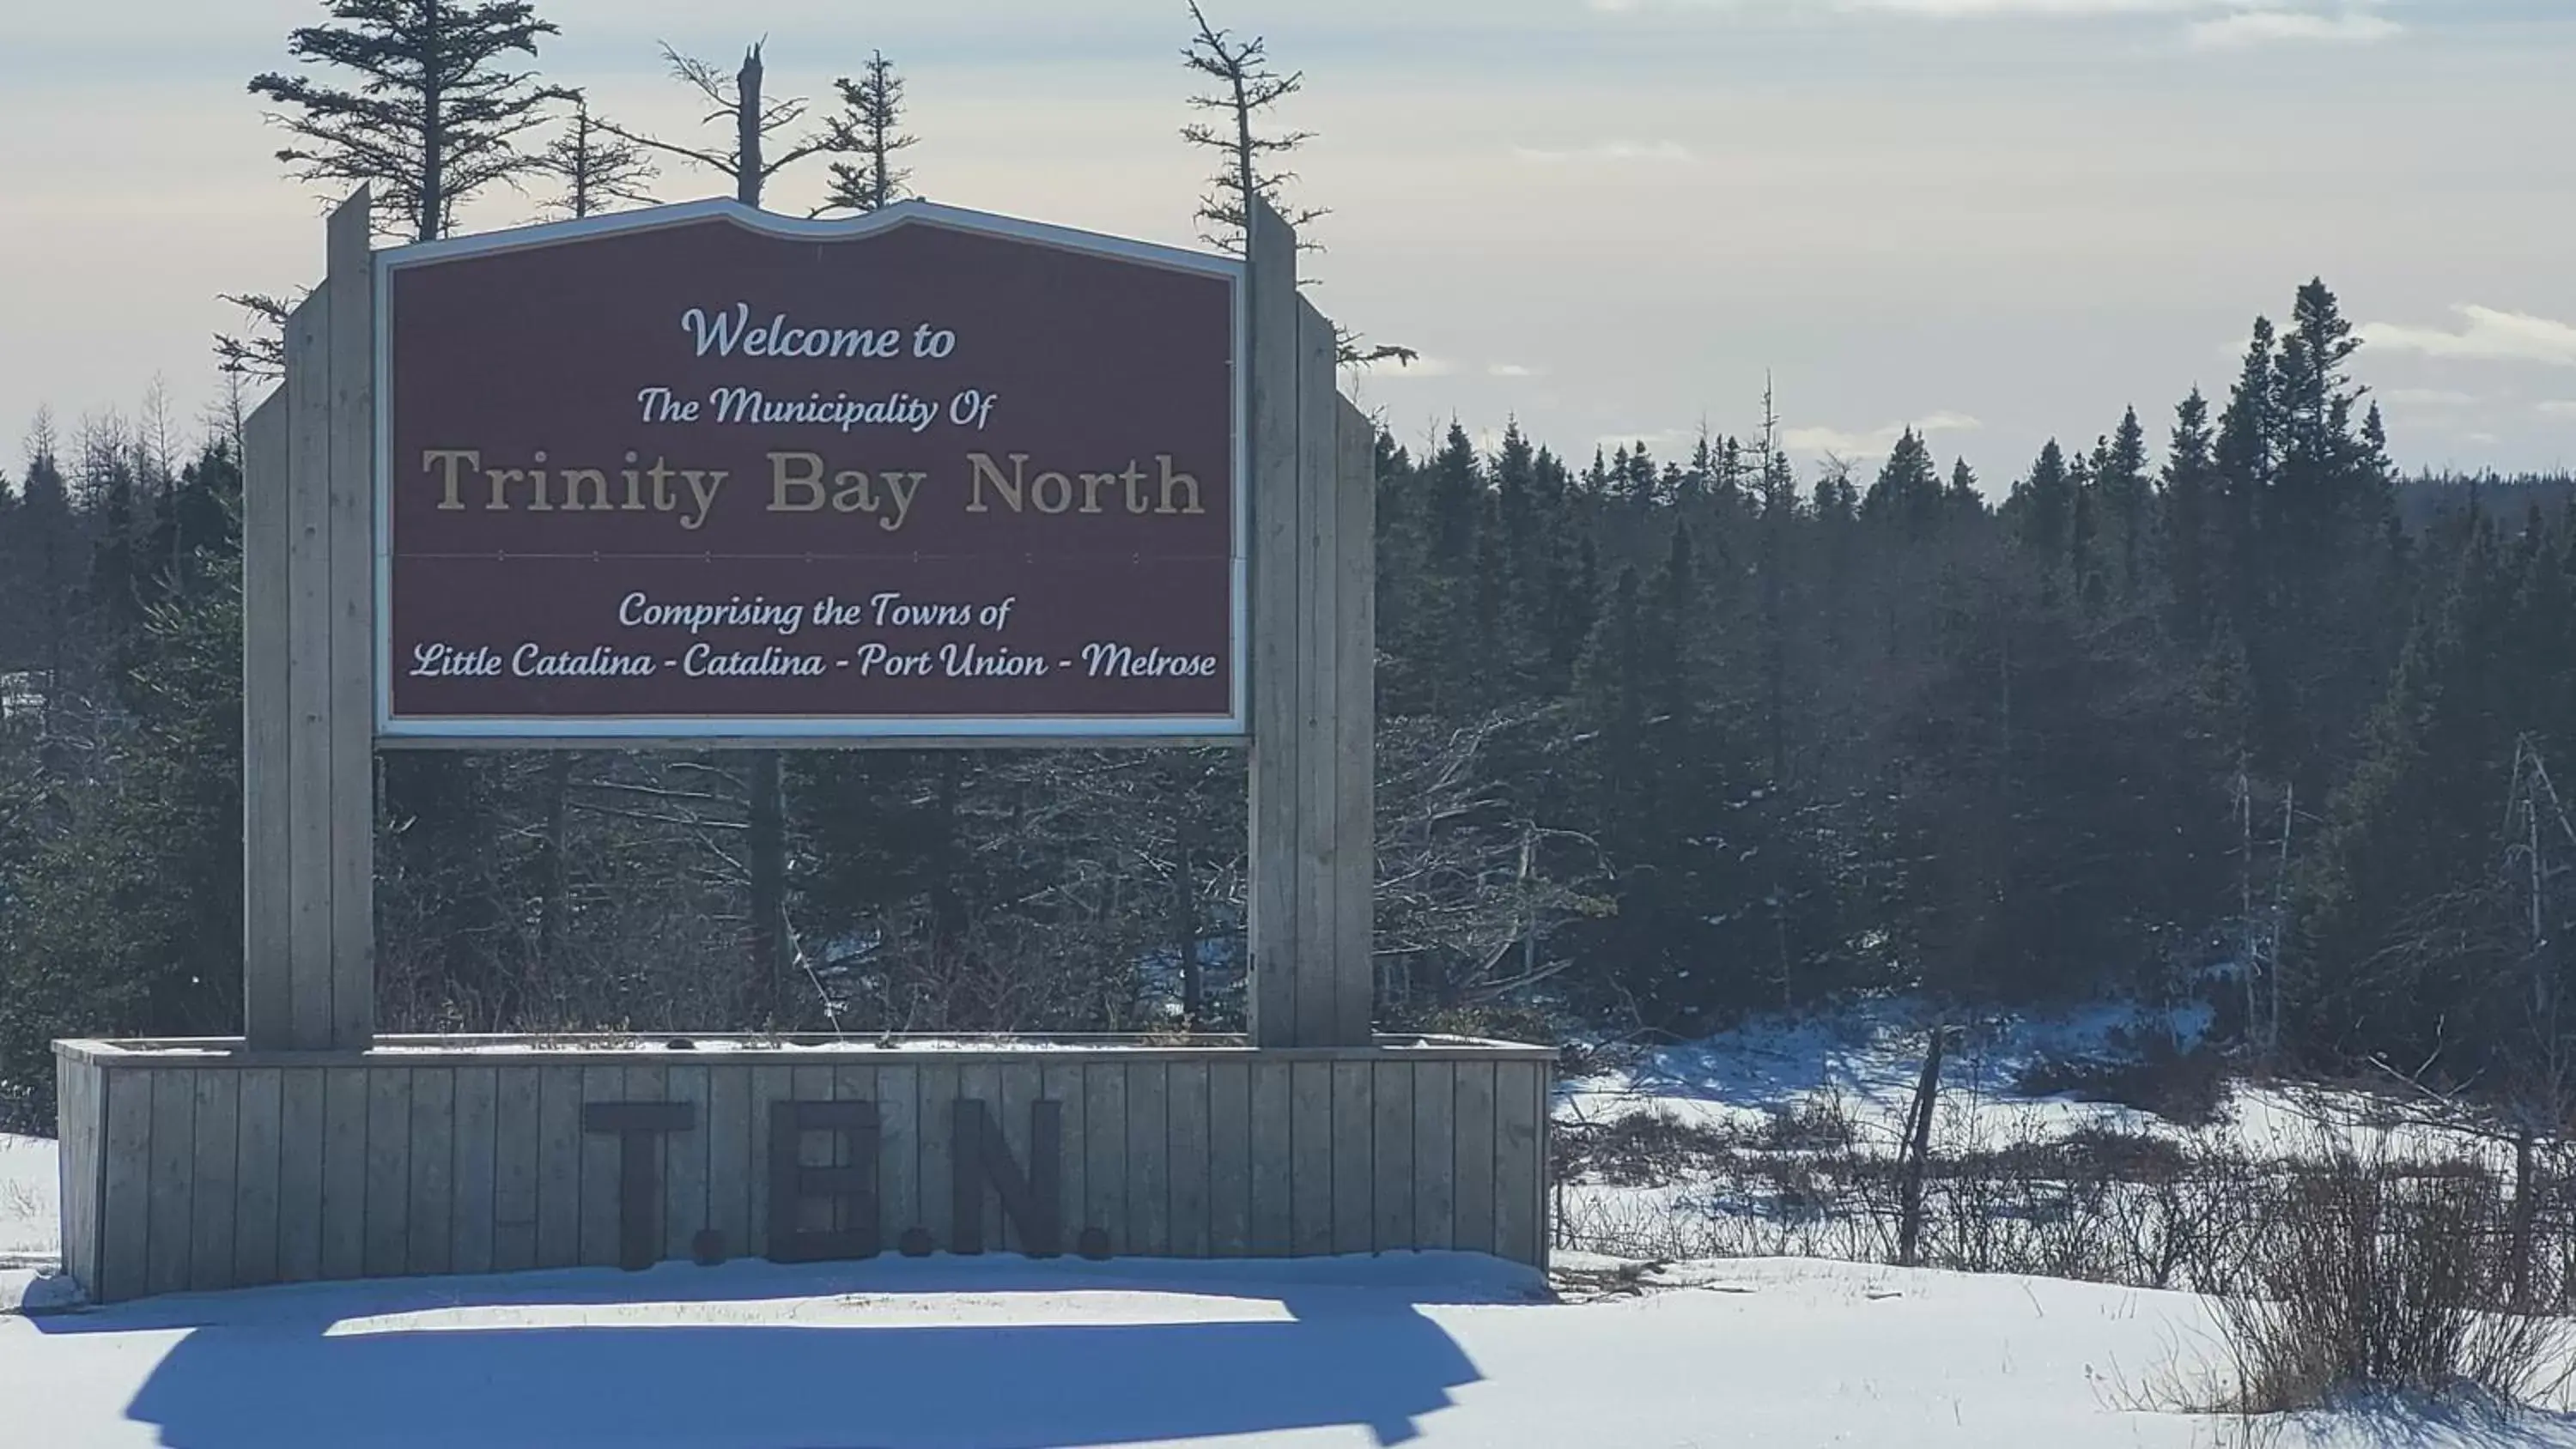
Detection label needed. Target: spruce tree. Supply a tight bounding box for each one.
[2162,389,2218,646]
[250,0,565,242]
[818,52,916,215]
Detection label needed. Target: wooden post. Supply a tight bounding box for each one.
[245,186,376,1052]
[1245,198,1375,1048]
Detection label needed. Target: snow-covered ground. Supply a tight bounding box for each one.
[2,1246,2571,1446]
[0,1132,55,1262]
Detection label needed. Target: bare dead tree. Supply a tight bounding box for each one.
[596,42,836,209]
[540,90,657,220]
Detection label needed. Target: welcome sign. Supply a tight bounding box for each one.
[374,202,1246,742]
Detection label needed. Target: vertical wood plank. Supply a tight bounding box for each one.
[578,1064,623,1267]
[1082,1062,1125,1255]
[233,1067,282,1288]
[746,1064,795,1259]
[1330,1061,1374,1254]
[1206,1058,1252,1258]
[240,388,293,1052]
[1244,198,1303,1049]
[666,1064,712,1264]
[917,1063,957,1254]
[321,1066,371,1279]
[1040,1061,1084,1250]
[1373,1061,1414,1252]
[956,1063,999,1251]
[405,1068,453,1276]
[1492,1061,1546,1268]
[1452,1059,1498,1256]
[143,1070,197,1298]
[618,1064,671,1259]
[1290,1060,1334,1256]
[1292,296,1342,1048]
[702,1064,750,1264]
[277,1068,327,1282]
[1333,396,1378,1044]
[996,1062,1039,1253]
[1166,1061,1211,1258]
[186,1070,241,1293]
[789,1064,835,1235]
[363,1068,413,1278]
[534,1066,584,1269]
[1249,1058,1292,1256]
[1124,1061,1169,1258]
[490,1066,540,1273]
[874,1064,919,1246]
[1411,1060,1455,1251]
[324,189,374,1050]
[53,1053,94,1295]
[283,288,332,1052]
[451,1066,496,1276]
[100,1067,153,1303]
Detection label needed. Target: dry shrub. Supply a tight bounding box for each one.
[2212,1152,2576,1414]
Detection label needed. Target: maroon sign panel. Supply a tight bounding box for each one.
[377,203,1243,741]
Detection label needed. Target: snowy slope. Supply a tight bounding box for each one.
[3,1251,2572,1447]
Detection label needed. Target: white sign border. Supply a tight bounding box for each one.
[372,197,1251,745]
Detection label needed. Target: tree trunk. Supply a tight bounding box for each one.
[736,47,763,206]
[1897,1028,1947,1269]
[748,752,788,1024]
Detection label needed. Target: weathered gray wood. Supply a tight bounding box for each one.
[1452,1059,1497,1256]
[145,1069,197,1298]
[324,189,374,1051]
[1334,396,1378,1041]
[240,389,294,1052]
[54,1052,98,1294]
[916,1063,958,1254]
[1412,1060,1455,1251]
[703,1064,750,1264]
[320,1066,370,1278]
[1293,295,1343,1049]
[231,1067,282,1288]
[746,1064,794,1258]
[535,1066,584,1269]
[490,1065,540,1273]
[578,1064,623,1266]
[996,1062,1040,1252]
[450,1066,496,1276]
[873,1064,918,1246]
[1082,1062,1125,1254]
[100,1066,153,1303]
[1039,1061,1083,1250]
[625,1064,673,1254]
[406,1068,453,1275]
[187,1070,241,1292]
[789,1064,835,1235]
[1330,1060,1374,1254]
[362,1068,412,1277]
[1166,1060,1211,1258]
[1290,1060,1334,1256]
[957,1063,999,1250]
[1492,1062,1540,1266]
[1124,1061,1169,1257]
[1244,198,1303,1048]
[283,289,333,1052]
[1372,1062,1413,1252]
[666,1064,712,1263]
[277,1068,327,1282]
[1206,1058,1251,1257]
[1249,1058,1292,1256]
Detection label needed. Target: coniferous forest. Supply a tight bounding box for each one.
[4,4,2575,1138]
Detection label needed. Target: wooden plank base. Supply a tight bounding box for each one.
[53,1035,1552,1303]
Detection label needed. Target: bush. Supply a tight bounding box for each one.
[2210,1153,2574,1414]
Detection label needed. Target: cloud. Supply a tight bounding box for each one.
[2377,388,2480,408]
[1488,362,1546,379]
[2360,306,2576,367]
[2188,11,2403,48]
[1357,355,1459,379]
[1512,140,1695,164]
[2539,401,2576,419]
[1782,410,1983,458]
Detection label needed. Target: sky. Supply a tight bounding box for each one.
[4,0,2573,489]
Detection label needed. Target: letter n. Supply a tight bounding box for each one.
[766,1100,881,1263]
[951,1098,1062,1257]
[582,1100,696,1271]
